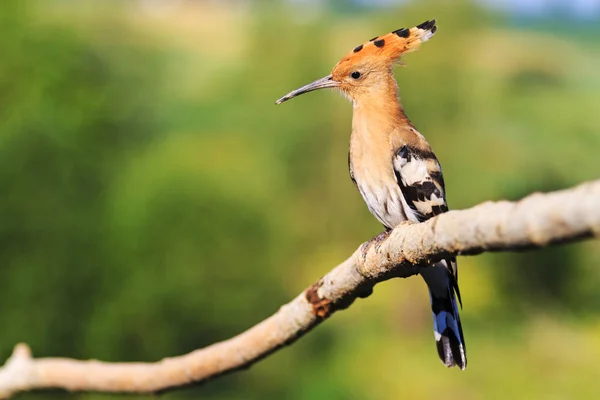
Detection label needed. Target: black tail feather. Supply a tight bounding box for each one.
[430,289,467,369]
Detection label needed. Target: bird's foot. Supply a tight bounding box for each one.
[361,229,392,260]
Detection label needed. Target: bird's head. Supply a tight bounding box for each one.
[276,20,437,105]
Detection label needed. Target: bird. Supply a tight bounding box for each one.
[275,20,466,369]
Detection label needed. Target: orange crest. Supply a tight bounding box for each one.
[332,20,437,79]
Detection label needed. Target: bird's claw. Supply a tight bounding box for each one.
[361,230,392,260]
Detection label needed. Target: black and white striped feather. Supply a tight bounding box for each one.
[392,143,467,369]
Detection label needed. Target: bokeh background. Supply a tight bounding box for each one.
[1,0,600,399]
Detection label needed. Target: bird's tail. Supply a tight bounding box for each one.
[421,259,467,370]
[429,287,467,370]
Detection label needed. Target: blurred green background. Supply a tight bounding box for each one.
[1,0,600,399]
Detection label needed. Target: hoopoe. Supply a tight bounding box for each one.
[276,20,466,369]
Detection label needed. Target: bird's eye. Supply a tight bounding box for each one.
[351,71,361,79]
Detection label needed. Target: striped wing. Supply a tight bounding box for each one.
[392,144,459,297]
[392,144,448,222]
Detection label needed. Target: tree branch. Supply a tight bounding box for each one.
[1,180,599,398]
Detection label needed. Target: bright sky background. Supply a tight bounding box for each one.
[347,0,600,18]
[482,0,600,17]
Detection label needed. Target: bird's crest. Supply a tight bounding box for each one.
[333,20,437,74]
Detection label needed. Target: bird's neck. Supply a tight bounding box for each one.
[351,77,410,141]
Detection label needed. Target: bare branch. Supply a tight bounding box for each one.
[1,180,599,398]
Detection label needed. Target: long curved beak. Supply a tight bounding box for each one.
[275,75,338,105]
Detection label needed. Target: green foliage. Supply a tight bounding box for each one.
[1,1,600,399]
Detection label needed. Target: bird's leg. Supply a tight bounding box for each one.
[361,228,392,260]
